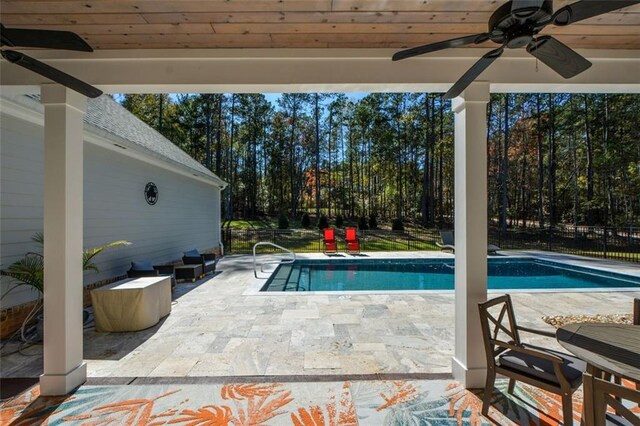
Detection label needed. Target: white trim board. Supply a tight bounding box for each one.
[1,48,639,94]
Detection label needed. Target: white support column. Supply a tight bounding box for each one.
[39,85,87,395]
[451,81,490,388]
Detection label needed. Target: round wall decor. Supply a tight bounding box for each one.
[144,182,158,205]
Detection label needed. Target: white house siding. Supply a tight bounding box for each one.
[1,107,221,309]
[1,111,45,309]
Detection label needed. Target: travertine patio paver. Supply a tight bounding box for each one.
[1,251,638,379]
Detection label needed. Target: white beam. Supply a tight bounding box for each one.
[451,81,490,389]
[40,84,87,396]
[1,48,639,94]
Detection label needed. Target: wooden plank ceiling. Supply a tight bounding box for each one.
[1,0,639,50]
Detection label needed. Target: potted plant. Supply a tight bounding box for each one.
[0,233,130,341]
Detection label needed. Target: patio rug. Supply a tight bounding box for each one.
[2,377,630,425]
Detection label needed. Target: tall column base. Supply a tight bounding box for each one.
[40,362,87,396]
[452,357,486,388]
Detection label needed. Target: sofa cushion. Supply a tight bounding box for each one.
[498,344,586,388]
[131,261,154,271]
[184,249,200,257]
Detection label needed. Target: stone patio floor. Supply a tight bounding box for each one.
[1,251,639,380]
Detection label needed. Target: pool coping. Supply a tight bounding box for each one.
[244,250,640,296]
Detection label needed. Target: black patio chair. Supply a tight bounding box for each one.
[182,249,217,277]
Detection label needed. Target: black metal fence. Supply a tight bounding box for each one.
[489,225,640,263]
[222,228,441,254]
[222,225,640,263]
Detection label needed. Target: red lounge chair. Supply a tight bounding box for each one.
[345,227,360,254]
[323,228,337,254]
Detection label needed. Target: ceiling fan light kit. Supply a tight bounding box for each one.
[393,0,640,99]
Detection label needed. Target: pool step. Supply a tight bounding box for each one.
[264,264,292,291]
[300,267,310,291]
[286,266,303,291]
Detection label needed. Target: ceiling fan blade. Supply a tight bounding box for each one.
[527,35,591,78]
[552,0,640,26]
[443,47,504,99]
[1,50,102,98]
[1,23,93,52]
[511,0,545,17]
[392,33,490,61]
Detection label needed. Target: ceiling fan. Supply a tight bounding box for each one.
[1,23,103,98]
[393,0,640,99]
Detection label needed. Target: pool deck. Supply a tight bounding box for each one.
[1,251,639,380]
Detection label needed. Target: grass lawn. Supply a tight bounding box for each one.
[227,230,441,254]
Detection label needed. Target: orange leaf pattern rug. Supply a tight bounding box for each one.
[3,379,637,425]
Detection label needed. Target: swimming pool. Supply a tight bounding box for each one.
[260,258,640,292]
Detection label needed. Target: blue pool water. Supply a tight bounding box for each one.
[260,258,640,292]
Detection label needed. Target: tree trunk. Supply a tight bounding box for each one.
[536,94,545,228]
[428,95,436,225]
[290,105,298,217]
[215,94,223,176]
[228,94,236,220]
[522,140,528,226]
[548,93,557,227]
[205,95,213,170]
[571,94,579,226]
[251,101,258,218]
[421,94,430,226]
[327,108,333,217]
[583,94,595,226]
[500,94,509,232]
[396,99,404,219]
[349,125,355,218]
[602,94,615,225]
[314,93,321,219]
[438,99,444,226]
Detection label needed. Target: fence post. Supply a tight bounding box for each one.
[603,227,608,259]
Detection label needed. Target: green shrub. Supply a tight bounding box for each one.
[317,214,329,230]
[278,213,289,229]
[392,217,404,231]
[358,216,369,230]
[368,213,378,230]
[1,233,130,299]
[301,212,311,228]
[335,214,344,228]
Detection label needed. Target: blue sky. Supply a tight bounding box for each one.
[264,92,368,106]
[115,92,369,107]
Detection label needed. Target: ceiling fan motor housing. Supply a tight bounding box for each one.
[489,0,554,48]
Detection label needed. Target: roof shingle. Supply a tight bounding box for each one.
[13,94,226,187]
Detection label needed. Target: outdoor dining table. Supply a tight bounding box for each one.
[556,323,640,425]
